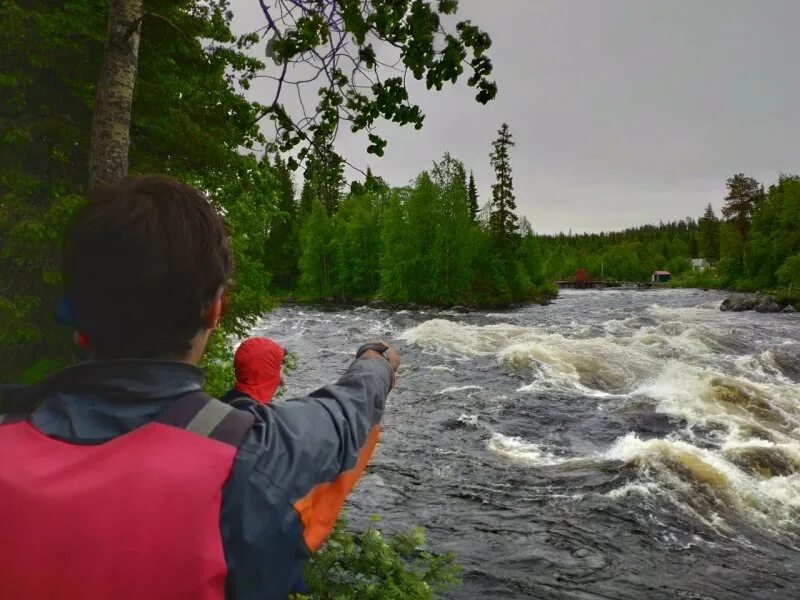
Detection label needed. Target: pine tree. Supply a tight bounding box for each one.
[265,155,299,289]
[722,173,763,275]
[305,146,345,216]
[349,180,365,196]
[488,123,519,245]
[722,174,763,241]
[467,171,479,220]
[697,203,720,261]
[299,179,315,215]
[363,167,377,193]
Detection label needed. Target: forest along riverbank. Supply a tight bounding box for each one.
[251,289,800,600]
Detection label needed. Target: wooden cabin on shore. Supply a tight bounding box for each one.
[651,270,672,283]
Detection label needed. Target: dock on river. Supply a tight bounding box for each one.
[556,279,606,289]
[556,267,606,289]
[556,280,658,290]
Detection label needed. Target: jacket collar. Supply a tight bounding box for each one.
[27,361,207,442]
[34,360,205,403]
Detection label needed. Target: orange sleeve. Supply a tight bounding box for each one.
[292,424,382,552]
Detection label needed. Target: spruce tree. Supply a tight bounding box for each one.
[722,174,763,242]
[467,171,479,220]
[299,179,315,215]
[316,148,345,216]
[722,173,763,275]
[489,123,519,245]
[265,155,299,289]
[302,146,345,217]
[697,203,721,261]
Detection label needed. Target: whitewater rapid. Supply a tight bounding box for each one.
[400,298,800,534]
[254,289,800,599]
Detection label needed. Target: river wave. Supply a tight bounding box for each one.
[254,289,800,599]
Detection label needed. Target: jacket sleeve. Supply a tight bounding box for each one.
[249,356,392,551]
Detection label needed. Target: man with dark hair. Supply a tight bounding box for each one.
[0,175,400,600]
[63,175,235,360]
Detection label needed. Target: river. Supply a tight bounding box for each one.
[250,289,800,599]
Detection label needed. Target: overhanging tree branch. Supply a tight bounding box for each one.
[248,0,497,168]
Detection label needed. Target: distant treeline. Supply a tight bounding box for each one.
[537,220,699,282]
[273,143,800,301]
[266,125,556,306]
[269,138,800,301]
[535,174,800,296]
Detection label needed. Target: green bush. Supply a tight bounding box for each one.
[773,288,799,310]
[201,332,236,399]
[535,282,559,298]
[295,515,460,600]
[667,269,725,289]
[776,254,800,290]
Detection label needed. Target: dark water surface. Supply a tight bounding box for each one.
[252,289,800,599]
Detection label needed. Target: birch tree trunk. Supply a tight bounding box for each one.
[88,0,144,190]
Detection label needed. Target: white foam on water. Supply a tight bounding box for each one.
[607,481,661,499]
[322,349,354,356]
[402,308,800,530]
[424,365,456,372]
[402,318,652,395]
[438,385,484,395]
[605,433,800,528]
[632,362,800,442]
[487,432,567,467]
[500,335,648,395]
[457,413,480,427]
[403,316,800,424]
[401,319,524,357]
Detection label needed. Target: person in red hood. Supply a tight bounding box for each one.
[221,337,286,408]
[221,336,311,595]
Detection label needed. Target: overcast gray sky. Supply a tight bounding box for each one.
[232,0,800,234]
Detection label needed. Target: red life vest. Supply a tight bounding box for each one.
[0,394,253,600]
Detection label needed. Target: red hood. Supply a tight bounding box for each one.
[233,338,284,404]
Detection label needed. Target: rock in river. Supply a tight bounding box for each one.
[720,292,788,313]
[720,293,761,312]
[754,296,784,313]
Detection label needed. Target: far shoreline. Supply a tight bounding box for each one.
[274,286,798,315]
[277,293,555,314]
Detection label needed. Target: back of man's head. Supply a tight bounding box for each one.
[63,176,233,360]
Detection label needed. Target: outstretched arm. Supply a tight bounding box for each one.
[251,344,399,551]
